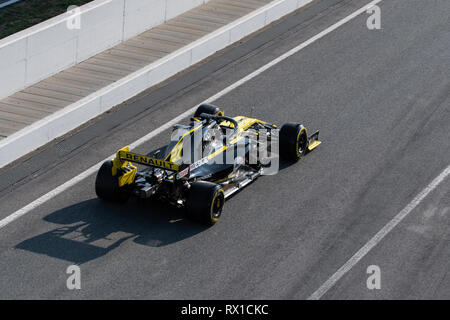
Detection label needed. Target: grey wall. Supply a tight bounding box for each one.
[0,0,210,100]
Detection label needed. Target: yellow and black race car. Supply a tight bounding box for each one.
[95,104,321,226]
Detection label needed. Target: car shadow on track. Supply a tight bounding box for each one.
[15,197,207,264]
[15,156,297,264]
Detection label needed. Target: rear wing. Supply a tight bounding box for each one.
[114,147,180,171]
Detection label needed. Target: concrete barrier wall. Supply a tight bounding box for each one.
[0,0,314,168]
[0,0,211,100]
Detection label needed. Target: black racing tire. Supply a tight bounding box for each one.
[279,123,308,162]
[95,160,130,203]
[194,104,224,118]
[186,181,225,226]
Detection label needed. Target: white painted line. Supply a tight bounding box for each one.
[0,0,22,9]
[307,164,450,300]
[0,0,382,230]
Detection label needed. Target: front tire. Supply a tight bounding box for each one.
[186,181,225,226]
[279,123,308,162]
[194,104,224,118]
[95,160,129,203]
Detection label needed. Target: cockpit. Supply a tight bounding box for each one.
[164,114,239,164]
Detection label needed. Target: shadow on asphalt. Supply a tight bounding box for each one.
[14,157,296,264]
[15,198,207,264]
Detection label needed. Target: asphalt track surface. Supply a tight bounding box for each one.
[0,0,449,299]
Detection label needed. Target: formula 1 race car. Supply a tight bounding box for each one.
[95,104,321,225]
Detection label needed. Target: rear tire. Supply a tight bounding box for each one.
[186,181,225,226]
[95,160,129,203]
[194,104,224,118]
[279,123,308,162]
